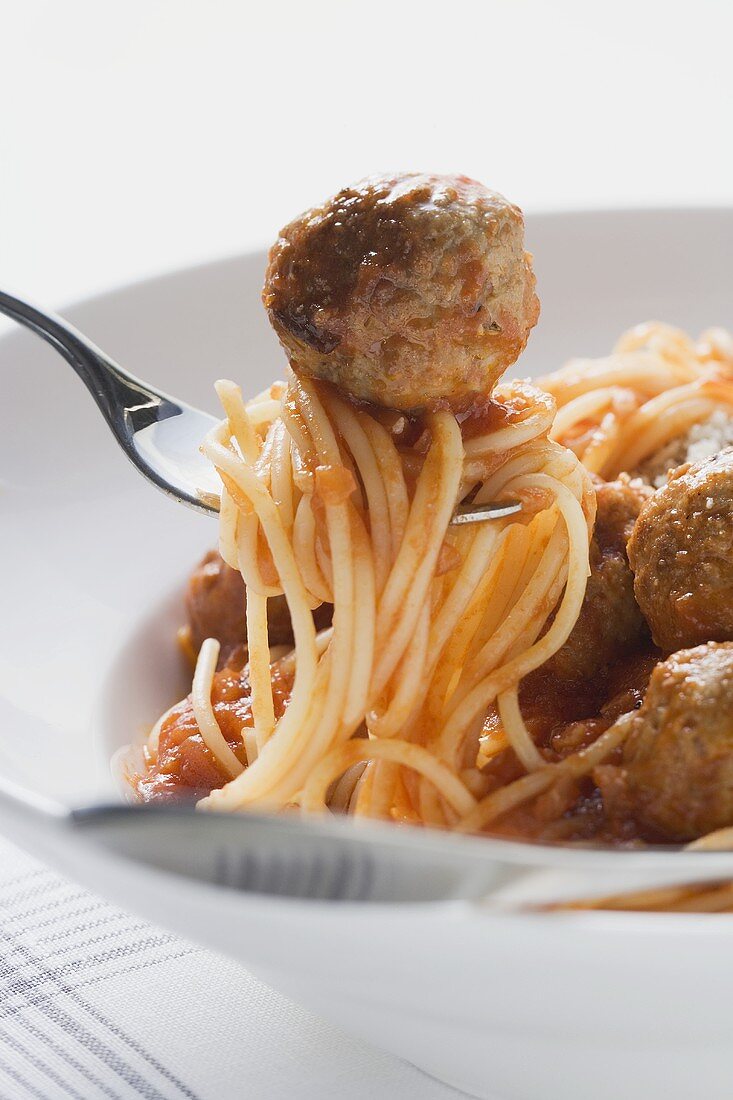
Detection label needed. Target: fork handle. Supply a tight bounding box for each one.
[0,288,174,433]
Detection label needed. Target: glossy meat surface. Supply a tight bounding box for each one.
[628,448,733,652]
[621,642,733,840]
[263,173,539,411]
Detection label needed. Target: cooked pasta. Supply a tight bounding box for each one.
[126,172,733,911]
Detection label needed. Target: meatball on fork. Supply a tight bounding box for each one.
[263,173,539,411]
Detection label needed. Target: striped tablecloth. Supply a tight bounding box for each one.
[0,837,466,1099]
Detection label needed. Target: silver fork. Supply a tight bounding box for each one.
[0,288,220,515]
[3,780,733,908]
[0,288,521,526]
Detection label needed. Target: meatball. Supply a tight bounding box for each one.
[186,550,332,661]
[628,447,733,653]
[541,476,651,682]
[186,550,295,658]
[186,551,246,657]
[262,173,539,411]
[622,642,733,841]
[593,475,652,553]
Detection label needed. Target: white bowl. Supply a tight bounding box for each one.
[2,209,733,1100]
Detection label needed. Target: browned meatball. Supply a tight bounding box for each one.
[186,550,295,658]
[186,551,332,661]
[262,173,539,411]
[541,476,651,682]
[628,448,733,653]
[593,475,652,553]
[622,642,733,841]
[186,551,246,657]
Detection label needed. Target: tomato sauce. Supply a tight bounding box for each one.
[134,650,293,802]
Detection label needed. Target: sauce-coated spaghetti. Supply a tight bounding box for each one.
[128,173,733,911]
[135,373,595,831]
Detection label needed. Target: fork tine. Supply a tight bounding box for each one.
[449,499,522,525]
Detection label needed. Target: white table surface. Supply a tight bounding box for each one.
[1,1,732,1097]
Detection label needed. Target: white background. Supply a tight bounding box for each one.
[1,2,732,1097]
[2,0,732,309]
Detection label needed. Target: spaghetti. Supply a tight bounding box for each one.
[542,321,733,479]
[142,373,595,829]
[129,170,733,911]
[132,321,733,865]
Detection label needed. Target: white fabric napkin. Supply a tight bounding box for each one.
[0,836,468,1099]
